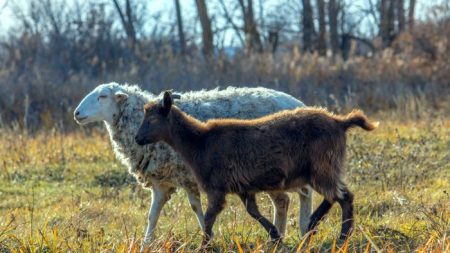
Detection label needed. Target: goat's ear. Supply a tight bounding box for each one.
[161,91,173,115]
[114,91,129,102]
[172,93,181,100]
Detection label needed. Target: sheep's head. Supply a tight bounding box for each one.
[74,83,128,125]
[135,91,173,146]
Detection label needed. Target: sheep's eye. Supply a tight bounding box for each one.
[98,95,107,100]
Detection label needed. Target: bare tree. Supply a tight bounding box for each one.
[379,0,396,47]
[397,0,405,33]
[0,0,9,13]
[238,0,263,53]
[329,0,340,55]
[195,0,214,56]
[379,0,387,44]
[268,30,278,53]
[302,0,315,52]
[408,0,415,31]
[386,0,395,42]
[174,0,186,55]
[317,0,326,56]
[111,0,136,49]
[218,0,245,46]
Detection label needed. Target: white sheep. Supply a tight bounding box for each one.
[73,82,312,246]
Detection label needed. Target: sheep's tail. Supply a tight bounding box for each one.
[340,110,379,131]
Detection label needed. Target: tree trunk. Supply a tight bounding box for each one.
[379,0,395,47]
[317,0,326,56]
[238,0,263,53]
[379,0,387,44]
[328,0,339,56]
[386,0,395,43]
[112,0,136,50]
[302,0,315,52]
[408,0,415,32]
[397,0,405,33]
[268,30,278,53]
[195,0,214,57]
[174,0,186,55]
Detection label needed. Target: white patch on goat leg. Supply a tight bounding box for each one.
[141,186,174,251]
[186,190,206,232]
[298,186,313,236]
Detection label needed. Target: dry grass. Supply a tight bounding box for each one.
[0,114,449,252]
[2,23,449,132]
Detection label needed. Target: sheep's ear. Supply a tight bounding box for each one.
[114,91,128,102]
[161,91,172,115]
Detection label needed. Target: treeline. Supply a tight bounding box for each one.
[0,0,448,132]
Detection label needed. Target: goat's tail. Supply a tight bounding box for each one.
[340,110,379,131]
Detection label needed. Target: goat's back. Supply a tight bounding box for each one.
[193,108,347,194]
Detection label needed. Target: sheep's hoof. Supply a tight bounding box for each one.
[139,244,147,253]
[139,237,153,253]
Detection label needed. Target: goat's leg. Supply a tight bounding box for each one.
[202,191,226,245]
[141,185,174,252]
[239,193,281,241]
[185,189,205,232]
[335,186,354,240]
[267,191,289,237]
[298,186,313,236]
[306,199,334,236]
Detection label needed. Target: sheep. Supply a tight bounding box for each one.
[73,82,313,246]
[134,91,378,244]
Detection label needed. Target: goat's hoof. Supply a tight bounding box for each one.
[338,234,351,244]
[269,232,282,244]
[271,237,283,244]
[305,228,318,238]
[201,236,212,247]
[200,238,213,252]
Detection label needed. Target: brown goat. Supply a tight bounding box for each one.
[135,91,378,244]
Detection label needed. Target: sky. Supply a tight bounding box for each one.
[0,0,442,44]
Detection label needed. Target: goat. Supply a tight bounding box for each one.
[135,91,378,244]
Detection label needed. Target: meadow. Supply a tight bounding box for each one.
[0,111,448,252]
[1,0,449,252]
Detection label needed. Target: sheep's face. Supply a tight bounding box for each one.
[74,84,128,125]
[135,91,173,146]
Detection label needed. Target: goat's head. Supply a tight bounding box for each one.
[74,83,128,125]
[135,91,173,146]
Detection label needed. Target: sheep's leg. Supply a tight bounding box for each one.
[267,191,289,237]
[239,193,281,241]
[185,189,206,232]
[298,186,313,236]
[335,186,354,240]
[202,191,226,245]
[141,185,174,250]
[306,198,334,236]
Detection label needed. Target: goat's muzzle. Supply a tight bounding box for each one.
[135,135,147,146]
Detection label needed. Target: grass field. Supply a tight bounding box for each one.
[0,114,449,252]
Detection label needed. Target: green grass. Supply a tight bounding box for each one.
[0,117,449,252]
